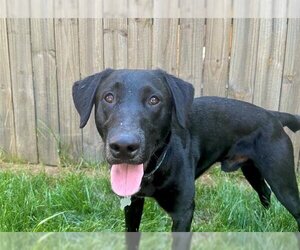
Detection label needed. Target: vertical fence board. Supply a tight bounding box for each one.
[153,0,179,18]
[128,18,152,69]
[54,0,79,18]
[0,18,16,155]
[7,19,38,163]
[203,18,231,97]
[253,19,288,110]
[228,19,260,102]
[178,19,205,97]
[0,17,300,168]
[152,19,179,74]
[280,19,300,169]
[78,0,103,18]
[55,19,82,161]
[128,0,153,18]
[79,19,105,162]
[103,19,128,68]
[103,0,128,18]
[30,19,59,165]
[0,0,6,17]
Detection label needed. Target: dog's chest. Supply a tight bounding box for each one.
[135,179,156,197]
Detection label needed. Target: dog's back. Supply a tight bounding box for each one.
[191,96,300,135]
[190,96,299,176]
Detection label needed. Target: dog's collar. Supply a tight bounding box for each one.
[143,148,168,179]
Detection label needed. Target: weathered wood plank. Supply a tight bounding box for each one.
[55,19,82,161]
[128,18,152,69]
[54,0,79,18]
[152,19,179,75]
[103,0,128,18]
[128,0,153,18]
[279,19,300,169]
[7,19,38,163]
[78,0,103,18]
[78,19,105,162]
[0,0,6,17]
[178,18,205,97]
[30,0,54,18]
[253,19,288,110]
[203,18,231,97]
[0,18,16,155]
[153,0,179,18]
[178,0,206,18]
[103,19,128,68]
[228,19,260,102]
[6,0,30,18]
[30,19,59,165]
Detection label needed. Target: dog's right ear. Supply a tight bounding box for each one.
[72,69,113,128]
[158,70,195,129]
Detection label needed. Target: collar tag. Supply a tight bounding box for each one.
[120,196,132,210]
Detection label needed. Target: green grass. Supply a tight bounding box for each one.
[0,232,297,250]
[0,166,298,232]
[0,149,27,165]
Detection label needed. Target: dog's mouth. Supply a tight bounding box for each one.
[110,163,144,197]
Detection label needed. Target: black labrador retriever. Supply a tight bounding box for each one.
[73,69,300,244]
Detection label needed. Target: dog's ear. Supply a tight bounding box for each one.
[72,69,113,128]
[161,71,195,128]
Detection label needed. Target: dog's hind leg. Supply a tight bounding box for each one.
[257,136,300,231]
[241,161,272,209]
[264,170,300,231]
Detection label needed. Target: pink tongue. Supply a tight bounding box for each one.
[110,164,144,196]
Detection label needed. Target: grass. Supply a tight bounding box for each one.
[0,163,298,233]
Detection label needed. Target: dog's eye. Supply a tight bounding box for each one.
[104,93,114,103]
[149,96,160,106]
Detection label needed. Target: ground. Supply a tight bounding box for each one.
[0,160,298,232]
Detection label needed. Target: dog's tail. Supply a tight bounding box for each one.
[270,111,300,133]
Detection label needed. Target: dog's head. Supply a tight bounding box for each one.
[72,69,194,196]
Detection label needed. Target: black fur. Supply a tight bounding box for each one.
[73,69,300,249]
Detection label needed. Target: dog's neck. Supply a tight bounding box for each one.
[143,132,171,179]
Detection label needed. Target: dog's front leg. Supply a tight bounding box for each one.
[170,204,195,232]
[125,197,144,250]
[172,233,193,250]
[170,202,195,250]
[125,196,145,231]
[172,206,194,250]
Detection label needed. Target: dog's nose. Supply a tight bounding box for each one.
[109,134,140,160]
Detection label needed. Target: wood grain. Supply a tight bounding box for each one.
[253,19,288,110]
[103,19,128,68]
[228,19,260,102]
[279,19,300,169]
[0,17,299,168]
[128,18,152,69]
[55,19,82,161]
[7,19,38,163]
[79,19,105,162]
[30,19,59,166]
[203,18,231,97]
[178,18,205,97]
[152,18,179,74]
[0,18,16,155]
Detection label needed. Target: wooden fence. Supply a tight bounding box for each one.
[0,18,299,167]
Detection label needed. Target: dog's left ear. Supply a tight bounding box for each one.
[72,69,113,128]
[161,71,195,128]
